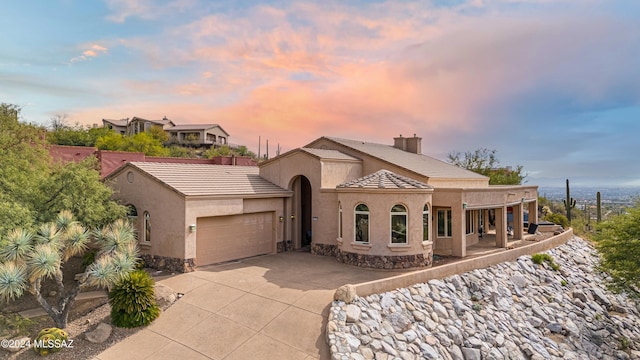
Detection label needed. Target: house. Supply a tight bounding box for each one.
[102,117,230,147]
[166,124,229,147]
[107,134,538,272]
[107,163,291,272]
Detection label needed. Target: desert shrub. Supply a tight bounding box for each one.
[544,213,569,229]
[109,270,160,328]
[531,253,560,271]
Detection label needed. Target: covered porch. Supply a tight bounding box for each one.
[432,185,539,258]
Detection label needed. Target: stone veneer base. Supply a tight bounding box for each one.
[311,243,432,269]
[141,254,195,273]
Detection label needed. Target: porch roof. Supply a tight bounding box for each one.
[337,169,433,190]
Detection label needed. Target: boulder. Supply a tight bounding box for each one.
[334,284,357,304]
[155,283,177,310]
[85,323,112,344]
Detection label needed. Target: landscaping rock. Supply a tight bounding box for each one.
[154,283,177,310]
[326,237,640,360]
[85,323,112,344]
[335,284,357,304]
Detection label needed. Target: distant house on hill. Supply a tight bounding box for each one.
[102,117,229,147]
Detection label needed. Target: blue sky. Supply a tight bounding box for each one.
[2,0,640,187]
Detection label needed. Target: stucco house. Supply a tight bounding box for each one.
[102,117,229,147]
[107,135,538,272]
[166,124,229,146]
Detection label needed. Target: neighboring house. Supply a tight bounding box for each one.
[102,118,128,134]
[102,117,230,147]
[166,124,229,146]
[106,134,538,272]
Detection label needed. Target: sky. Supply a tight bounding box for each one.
[2,0,640,187]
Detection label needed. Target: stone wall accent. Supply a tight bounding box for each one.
[141,254,195,273]
[335,250,433,269]
[311,243,339,257]
[277,241,294,253]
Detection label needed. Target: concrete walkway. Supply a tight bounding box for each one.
[94,252,404,360]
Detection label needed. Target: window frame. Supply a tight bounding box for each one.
[390,204,408,244]
[423,204,430,242]
[437,209,452,238]
[354,203,370,243]
[143,211,151,243]
[338,201,343,239]
[466,210,475,235]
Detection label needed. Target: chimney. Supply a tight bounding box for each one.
[393,134,422,154]
[393,134,407,151]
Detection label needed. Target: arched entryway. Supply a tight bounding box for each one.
[290,175,312,250]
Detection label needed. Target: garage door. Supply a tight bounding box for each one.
[196,212,274,266]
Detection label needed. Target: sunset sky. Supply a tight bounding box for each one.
[2,0,640,187]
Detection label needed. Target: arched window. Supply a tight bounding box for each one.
[338,202,343,239]
[423,204,430,242]
[143,211,151,243]
[391,204,408,244]
[355,204,369,243]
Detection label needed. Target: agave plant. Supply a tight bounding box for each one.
[0,211,139,328]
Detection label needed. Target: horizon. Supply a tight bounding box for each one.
[2,0,640,187]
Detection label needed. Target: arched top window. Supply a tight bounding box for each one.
[126,204,138,217]
[423,204,430,242]
[355,203,369,243]
[143,211,151,243]
[391,204,408,244]
[338,202,343,239]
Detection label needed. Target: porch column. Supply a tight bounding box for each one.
[528,201,538,225]
[452,205,466,257]
[495,207,508,248]
[513,203,523,240]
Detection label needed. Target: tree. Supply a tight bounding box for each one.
[95,132,168,156]
[447,148,526,185]
[0,104,125,237]
[593,200,640,298]
[0,211,138,328]
[47,125,112,147]
[49,114,69,131]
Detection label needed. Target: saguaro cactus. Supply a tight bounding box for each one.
[563,179,576,223]
[597,191,602,223]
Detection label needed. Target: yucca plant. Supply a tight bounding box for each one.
[109,270,160,328]
[0,211,139,329]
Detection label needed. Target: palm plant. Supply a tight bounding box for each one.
[0,211,139,328]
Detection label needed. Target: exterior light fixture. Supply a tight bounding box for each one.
[188,224,197,232]
[279,216,284,222]
[290,215,295,220]
[521,198,526,203]
[462,203,467,209]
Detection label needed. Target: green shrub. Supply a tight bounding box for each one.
[33,327,68,356]
[544,213,569,229]
[109,270,160,328]
[531,253,560,271]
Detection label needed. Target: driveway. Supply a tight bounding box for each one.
[95,251,403,360]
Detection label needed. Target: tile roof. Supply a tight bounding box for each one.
[300,148,360,161]
[167,124,222,131]
[122,162,290,197]
[319,137,488,180]
[103,118,128,126]
[338,169,433,189]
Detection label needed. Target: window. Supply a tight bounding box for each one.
[355,204,369,243]
[437,209,452,237]
[338,202,343,238]
[126,205,138,240]
[391,204,408,244]
[423,204,430,241]
[143,211,151,243]
[466,210,474,235]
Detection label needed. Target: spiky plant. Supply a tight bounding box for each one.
[109,270,160,328]
[0,211,139,329]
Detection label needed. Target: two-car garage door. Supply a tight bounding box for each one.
[196,212,274,266]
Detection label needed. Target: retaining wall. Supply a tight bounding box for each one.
[353,228,574,297]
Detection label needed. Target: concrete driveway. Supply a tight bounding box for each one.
[95,251,402,360]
